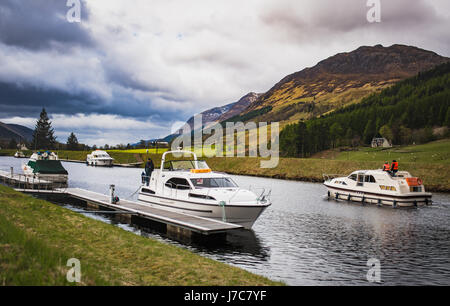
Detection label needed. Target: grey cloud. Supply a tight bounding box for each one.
[0,81,190,123]
[259,0,443,42]
[0,0,92,50]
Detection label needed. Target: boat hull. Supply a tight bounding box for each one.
[325,184,432,207]
[87,159,113,167]
[138,193,269,229]
[23,173,68,187]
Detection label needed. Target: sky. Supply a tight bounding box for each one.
[0,0,449,146]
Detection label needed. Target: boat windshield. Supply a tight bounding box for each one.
[95,154,110,158]
[164,160,209,171]
[190,177,237,188]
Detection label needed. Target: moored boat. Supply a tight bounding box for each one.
[137,149,271,229]
[14,151,26,158]
[86,150,114,167]
[22,151,68,186]
[324,169,432,207]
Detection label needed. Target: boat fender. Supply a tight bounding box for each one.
[335,192,339,200]
[425,198,429,205]
[393,200,397,208]
[361,195,365,204]
[413,200,417,207]
[377,199,382,207]
[347,194,351,201]
[219,201,227,222]
[327,191,330,199]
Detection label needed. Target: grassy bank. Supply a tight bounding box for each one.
[206,157,449,192]
[0,185,282,285]
[1,139,449,192]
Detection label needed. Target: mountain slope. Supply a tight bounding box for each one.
[0,122,33,142]
[181,92,261,131]
[280,61,450,157]
[244,44,449,124]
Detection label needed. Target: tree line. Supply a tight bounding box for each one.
[25,108,138,151]
[280,62,450,157]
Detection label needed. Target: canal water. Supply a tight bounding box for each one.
[1,156,450,285]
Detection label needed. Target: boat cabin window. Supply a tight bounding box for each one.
[190,177,237,188]
[163,160,209,171]
[364,175,376,183]
[141,188,155,194]
[165,178,191,190]
[348,174,357,181]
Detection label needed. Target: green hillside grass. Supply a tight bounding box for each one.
[334,139,450,164]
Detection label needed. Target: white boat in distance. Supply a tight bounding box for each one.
[22,151,68,186]
[14,151,26,158]
[86,150,114,167]
[137,149,271,229]
[324,169,432,207]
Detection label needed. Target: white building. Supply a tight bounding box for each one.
[371,137,392,148]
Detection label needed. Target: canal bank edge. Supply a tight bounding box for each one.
[0,185,283,286]
[1,149,449,193]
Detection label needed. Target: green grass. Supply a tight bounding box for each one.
[0,185,282,286]
[1,139,449,191]
[108,148,168,154]
[333,139,450,164]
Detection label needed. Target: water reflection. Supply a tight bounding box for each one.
[1,156,449,285]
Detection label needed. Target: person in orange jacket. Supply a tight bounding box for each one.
[383,162,390,172]
[391,160,399,176]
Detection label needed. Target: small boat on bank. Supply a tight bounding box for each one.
[86,150,114,167]
[14,151,26,158]
[22,151,68,186]
[324,169,432,207]
[137,149,271,229]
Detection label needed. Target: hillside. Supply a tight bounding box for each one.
[280,62,450,157]
[0,121,33,142]
[159,92,262,143]
[182,92,261,131]
[241,44,449,124]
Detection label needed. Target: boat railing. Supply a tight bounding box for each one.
[0,170,67,191]
[163,181,192,198]
[322,174,342,182]
[249,186,272,204]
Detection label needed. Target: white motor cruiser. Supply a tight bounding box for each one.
[86,150,114,167]
[324,169,432,207]
[22,151,68,186]
[137,149,271,229]
[14,151,26,158]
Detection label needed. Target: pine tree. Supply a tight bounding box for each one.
[66,132,79,151]
[32,108,57,150]
[363,119,375,144]
[445,108,450,128]
[379,124,393,142]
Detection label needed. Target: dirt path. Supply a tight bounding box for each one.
[134,153,143,163]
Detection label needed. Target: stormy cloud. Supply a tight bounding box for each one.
[0,0,449,145]
[0,0,92,50]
